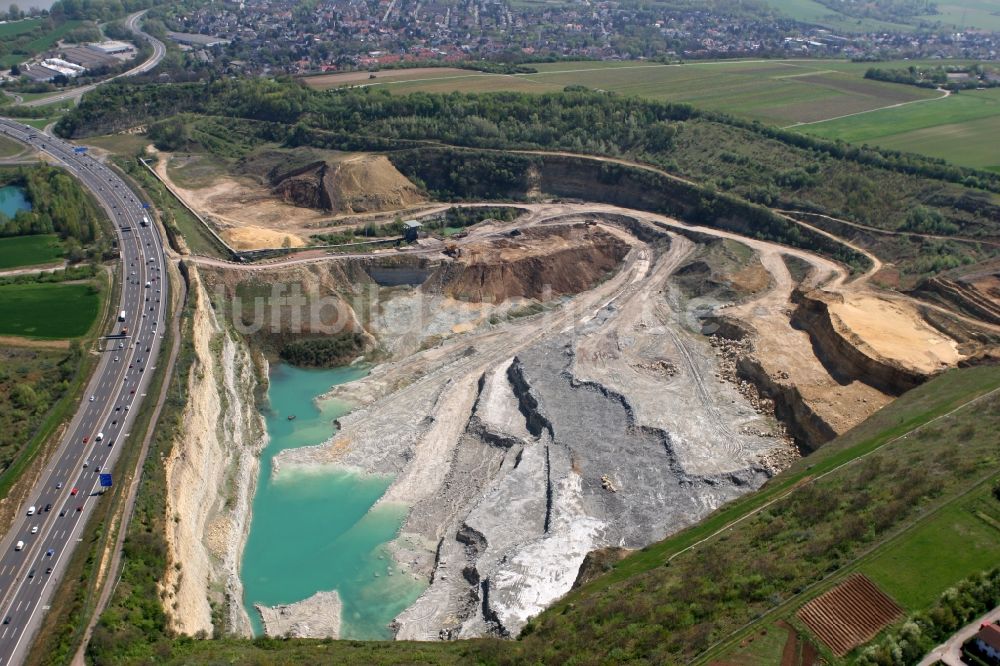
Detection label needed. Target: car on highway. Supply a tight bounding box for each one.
[71,487,78,496]
[89,396,95,402]
[28,569,34,578]
[46,567,52,574]
[31,526,38,534]
[56,482,62,489]
[3,616,10,625]
[45,548,54,557]
[76,506,83,512]
[83,436,88,443]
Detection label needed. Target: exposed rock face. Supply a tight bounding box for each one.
[272,155,426,214]
[423,225,630,303]
[393,336,779,640]
[736,356,837,452]
[162,266,265,637]
[257,590,342,638]
[792,290,929,396]
[916,275,1000,326]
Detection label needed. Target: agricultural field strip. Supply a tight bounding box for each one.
[690,385,1000,664]
[334,60,947,127]
[335,60,843,91]
[784,88,951,128]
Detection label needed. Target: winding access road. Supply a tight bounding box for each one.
[0,120,168,666]
[19,10,165,108]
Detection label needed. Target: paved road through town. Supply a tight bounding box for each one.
[0,120,168,666]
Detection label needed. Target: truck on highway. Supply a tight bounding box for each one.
[119,310,126,322]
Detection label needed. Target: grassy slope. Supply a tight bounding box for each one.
[763,0,915,32]
[860,488,1000,610]
[0,347,72,477]
[0,282,99,338]
[915,0,1000,31]
[0,135,25,158]
[0,234,63,270]
[89,363,1000,664]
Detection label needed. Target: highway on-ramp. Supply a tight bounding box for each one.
[19,10,166,108]
[0,120,169,665]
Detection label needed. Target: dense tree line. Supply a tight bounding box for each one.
[49,0,155,22]
[866,65,1000,91]
[443,206,521,228]
[279,333,364,367]
[55,79,1000,195]
[0,166,102,244]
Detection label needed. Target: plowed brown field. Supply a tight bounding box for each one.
[797,574,903,656]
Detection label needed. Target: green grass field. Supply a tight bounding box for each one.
[315,59,939,127]
[861,487,1000,610]
[0,282,98,338]
[0,234,63,270]
[0,19,83,68]
[798,87,1000,169]
[10,117,55,130]
[0,17,41,39]
[0,134,24,158]
[81,133,152,156]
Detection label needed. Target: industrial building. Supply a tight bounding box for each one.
[166,31,229,47]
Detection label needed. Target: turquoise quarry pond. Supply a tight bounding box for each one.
[0,186,31,218]
[241,363,425,638]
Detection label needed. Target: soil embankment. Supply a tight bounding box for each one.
[423,225,630,303]
[792,290,960,395]
[272,154,426,214]
[156,150,428,250]
[161,265,265,637]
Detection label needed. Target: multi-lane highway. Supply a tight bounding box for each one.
[0,120,168,665]
[19,10,166,108]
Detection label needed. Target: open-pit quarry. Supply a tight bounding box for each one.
[162,198,991,642]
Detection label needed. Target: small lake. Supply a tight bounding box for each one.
[241,363,426,639]
[0,186,31,219]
